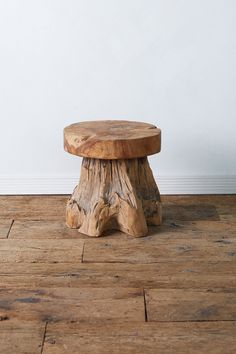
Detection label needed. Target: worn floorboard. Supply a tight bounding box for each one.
[9,219,236,240]
[43,322,236,354]
[0,195,235,354]
[83,237,236,263]
[0,239,84,263]
[0,287,144,323]
[145,288,236,321]
[0,319,45,354]
[0,219,13,238]
[0,261,235,289]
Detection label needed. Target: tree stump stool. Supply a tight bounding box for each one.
[64,120,162,237]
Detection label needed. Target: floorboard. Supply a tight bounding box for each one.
[0,239,84,263]
[145,288,236,321]
[0,261,235,289]
[83,237,236,263]
[0,219,14,238]
[43,322,236,354]
[0,287,144,323]
[0,195,235,353]
[0,319,45,354]
[9,219,236,240]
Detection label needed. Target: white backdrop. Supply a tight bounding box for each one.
[0,0,235,194]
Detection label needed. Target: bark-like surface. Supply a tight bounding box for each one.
[66,157,162,237]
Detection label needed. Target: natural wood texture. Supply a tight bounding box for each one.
[64,120,161,159]
[1,195,236,353]
[0,219,13,238]
[0,239,84,263]
[64,120,162,236]
[66,157,161,237]
[44,322,236,354]
[0,287,144,323]
[0,195,235,221]
[83,237,236,263]
[164,203,219,221]
[9,219,236,240]
[0,319,45,354]
[1,261,236,289]
[0,195,67,220]
[145,288,236,321]
[9,220,81,239]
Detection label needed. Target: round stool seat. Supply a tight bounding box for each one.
[64,120,161,159]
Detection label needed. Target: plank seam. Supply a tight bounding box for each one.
[143,289,148,322]
[79,261,236,264]
[40,321,48,354]
[81,242,85,263]
[147,320,236,323]
[6,219,14,239]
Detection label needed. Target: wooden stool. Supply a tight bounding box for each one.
[64,120,162,237]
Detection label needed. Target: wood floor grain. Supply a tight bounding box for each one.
[0,261,235,289]
[9,219,236,240]
[0,239,84,263]
[145,288,236,321]
[0,195,235,354]
[43,322,236,354]
[0,319,45,354]
[0,287,144,323]
[83,237,236,263]
[0,219,14,238]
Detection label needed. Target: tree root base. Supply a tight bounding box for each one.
[66,157,162,237]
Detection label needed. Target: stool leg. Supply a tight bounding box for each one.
[66,157,161,237]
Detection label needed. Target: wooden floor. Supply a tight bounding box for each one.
[0,195,236,353]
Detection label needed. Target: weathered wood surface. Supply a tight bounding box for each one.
[145,288,236,321]
[0,219,13,238]
[66,157,161,237]
[0,287,144,323]
[0,239,84,263]
[9,219,236,240]
[0,319,45,354]
[44,322,236,354]
[0,195,66,220]
[83,237,236,263]
[64,120,161,159]
[1,261,236,289]
[9,220,81,239]
[0,195,236,354]
[0,195,235,221]
[162,195,236,205]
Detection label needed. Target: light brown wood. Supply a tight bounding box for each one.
[1,261,236,289]
[9,220,81,239]
[0,195,235,221]
[0,239,84,263]
[0,287,144,323]
[83,237,236,263]
[44,322,236,354]
[145,288,236,321]
[0,219,13,238]
[64,120,162,237]
[64,120,161,159]
[9,219,236,240]
[0,195,67,220]
[66,157,161,237]
[0,195,236,353]
[0,319,45,354]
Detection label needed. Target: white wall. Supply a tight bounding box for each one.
[0,0,236,194]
